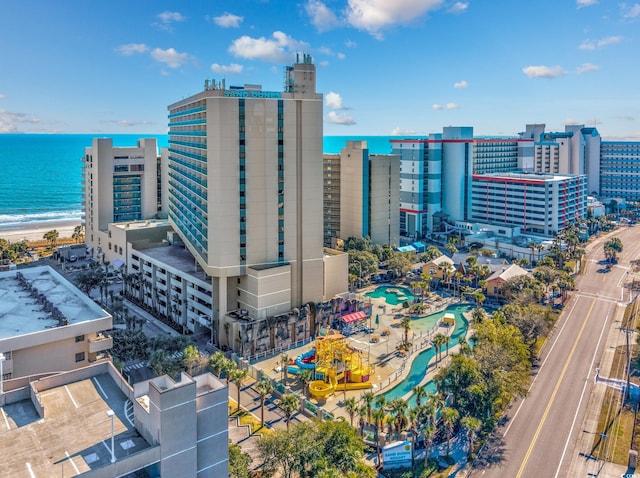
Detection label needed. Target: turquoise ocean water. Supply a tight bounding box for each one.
[0,134,424,228]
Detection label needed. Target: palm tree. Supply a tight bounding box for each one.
[230,368,249,411]
[372,407,387,465]
[460,416,482,459]
[297,368,313,397]
[421,422,436,468]
[440,407,459,457]
[72,225,84,244]
[281,353,289,383]
[388,398,408,438]
[220,358,237,387]
[400,316,412,346]
[43,229,59,250]
[412,385,428,408]
[209,351,225,377]
[182,344,200,375]
[254,378,273,428]
[444,333,451,357]
[278,393,300,431]
[432,334,447,365]
[361,391,375,425]
[343,397,358,427]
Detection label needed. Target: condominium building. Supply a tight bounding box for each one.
[391,128,533,239]
[166,55,342,348]
[599,141,640,201]
[323,141,400,247]
[0,266,112,381]
[83,138,161,263]
[0,361,228,477]
[470,172,587,235]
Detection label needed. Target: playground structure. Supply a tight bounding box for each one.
[289,332,374,400]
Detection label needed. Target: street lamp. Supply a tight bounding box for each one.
[0,353,5,395]
[106,409,116,463]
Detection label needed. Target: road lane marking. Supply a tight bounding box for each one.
[504,295,580,437]
[553,304,612,478]
[65,451,80,475]
[26,462,36,478]
[92,377,108,399]
[1,407,10,430]
[515,299,596,478]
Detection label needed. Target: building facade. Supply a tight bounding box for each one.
[471,172,588,235]
[599,141,640,201]
[166,56,336,348]
[83,138,161,262]
[323,141,400,247]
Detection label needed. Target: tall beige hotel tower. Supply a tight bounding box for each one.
[167,55,324,347]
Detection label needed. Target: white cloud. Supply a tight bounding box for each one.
[229,31,308,63]
[100,119,154,128]
[327,111,356,125]
[305,0,340,32]
[345,39,357,48]
[432,104,443,110]
[0,94,5,100]
[345,0,443,38]
[337,52,346,59]
[391,127,417,135]
[446,102,458,109]
[157,11,186,24]
[448,2,469,13]
[622,3,640,18]
[115,43,149,56]
[318,60,330,67]
[580,35,623,50]
[453,80,468,88]
[577,62,600,74]
[325,92,345,109]
[0,109,41,132]
[522,65,566,78]
[211,63,243,74]
[213,13,243,28]
[150,48,190,68]
[577,0,597,8]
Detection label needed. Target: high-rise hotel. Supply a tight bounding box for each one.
[166,55,327,345]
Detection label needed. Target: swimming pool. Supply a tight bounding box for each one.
[365,285,415,306]
[381,303,471,407]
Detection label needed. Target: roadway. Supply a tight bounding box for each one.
[471,225,640,478]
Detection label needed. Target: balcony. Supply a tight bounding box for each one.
[89,334,113,353]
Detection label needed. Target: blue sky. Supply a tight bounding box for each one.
[1,0,639,139]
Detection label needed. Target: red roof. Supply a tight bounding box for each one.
[342,311,367,323]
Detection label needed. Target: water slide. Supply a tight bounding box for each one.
[295,349,316,370]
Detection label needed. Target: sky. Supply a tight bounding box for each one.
[1,0,639,139]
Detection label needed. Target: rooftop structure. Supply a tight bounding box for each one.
[0,361,228,477]
[0,266,112,379]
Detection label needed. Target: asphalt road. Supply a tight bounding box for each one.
[471,225,640,478]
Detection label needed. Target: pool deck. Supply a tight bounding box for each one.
[250,284,475,419]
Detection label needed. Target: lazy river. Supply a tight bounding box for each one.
[381,303,471,407]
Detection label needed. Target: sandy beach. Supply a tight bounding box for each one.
[0,219,82,243]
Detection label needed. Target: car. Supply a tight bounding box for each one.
[68,255,78,262]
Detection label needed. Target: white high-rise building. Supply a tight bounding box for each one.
[166,55,326,347]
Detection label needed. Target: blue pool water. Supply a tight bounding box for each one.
[381,304,471,407]
[365,286,415,305]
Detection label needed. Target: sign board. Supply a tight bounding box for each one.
[382,440,412,470]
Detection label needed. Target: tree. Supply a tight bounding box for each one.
[149,349,178,377]
[460,416,482,459]
[182,344,201,375]
[400,316,412,346]
[387,250,414,278]
[372,407,387,465]
[43,229,59,249]
[412,385,428,408]
[501,302,553,358]
[220,358,237,387]
[343,397,358,427]
[388,398,408,438]
[297,368,313,397]
[360,391,375,425]
[281,353,290,383]
[72,225,85,244]
[440,407,459,457]
[209,351,226,377]
[230,368,249,411]
[433,354,482,412]
[229,441,252,478]
[432,334,447,365]
[255,377,274,428]
[278,393,300,431]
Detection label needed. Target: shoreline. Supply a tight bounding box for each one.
[0,219,82,243]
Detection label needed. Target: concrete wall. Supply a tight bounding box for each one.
[323,249,349,301]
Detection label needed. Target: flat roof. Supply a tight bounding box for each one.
[0,266,109,340]
[111,219,170,231]
[0,372,151,476]
[138,244,209,282]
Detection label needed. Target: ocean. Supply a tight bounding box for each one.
[0,134,423,228]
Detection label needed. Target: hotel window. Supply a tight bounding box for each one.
[75,335,85,343]
[75,352,85,362]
